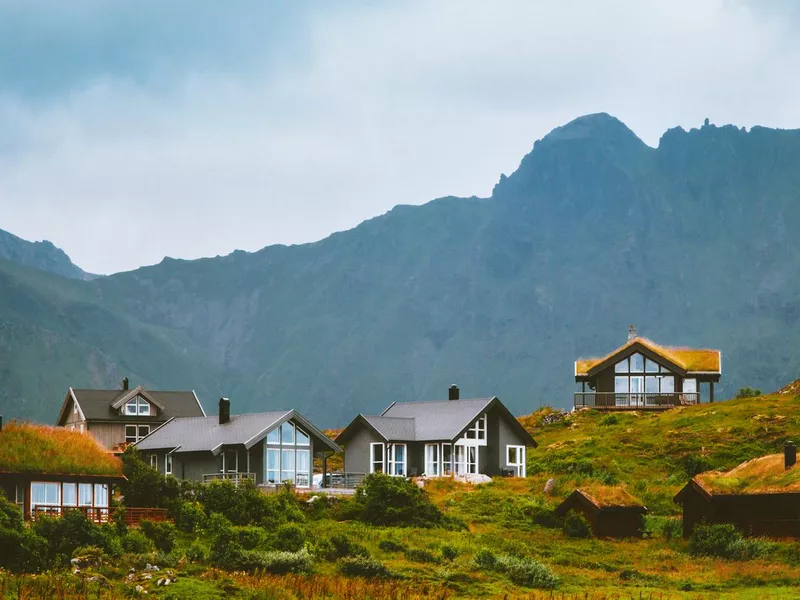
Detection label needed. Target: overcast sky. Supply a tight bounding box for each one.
[1,0,799,274]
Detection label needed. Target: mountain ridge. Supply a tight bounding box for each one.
[2,113,800,427]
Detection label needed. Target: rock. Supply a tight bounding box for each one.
[455,473,492,485]
[135,585,147,594]
[544,478,556,495]
[143,574,152,580]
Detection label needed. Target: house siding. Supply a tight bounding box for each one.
[342,425,382,474]
[496,407,530,474]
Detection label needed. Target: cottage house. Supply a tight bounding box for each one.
[134,398,340,488]
[0,419,125,523]
[335,386,536,479]
[574,326,721,410]
[674,442,800,538]
[555,486,647,538]
[55,378,206,451]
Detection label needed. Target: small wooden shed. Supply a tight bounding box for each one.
[674,444,800,538]
[555,485,647,538]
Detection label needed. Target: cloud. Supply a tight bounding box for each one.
[0,0,799,274]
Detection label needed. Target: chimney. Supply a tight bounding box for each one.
[627,324,638,342]
[219,397,231,425]
[122,377,129,391]
[785,441,796,470]
[0,416,3,432]
[449,384,459,401]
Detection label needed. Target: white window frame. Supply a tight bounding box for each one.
[124,396,151,416]
[442,443,453,475]
[462,414,488,445]
[221,449,239,473]
[506,445,526,477]
[266,448,280,484]
[386,443,407,477]
[264,420,312,488]
[30,481,61,513]
[370,442,385,474]
[425,443,440,477]
[455,445,478,475]
[149,454,158,469]
[125,424,150,444]
[165,453,173,475]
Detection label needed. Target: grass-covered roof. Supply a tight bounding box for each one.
[695,453,800,495]
[575,337,720,375]
[0,421,123,477]
[576,485,645,508]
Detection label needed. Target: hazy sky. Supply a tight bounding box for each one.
[1,0,799,274]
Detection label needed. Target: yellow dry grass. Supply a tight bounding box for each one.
[696,453,800,495]
[577,484,644,508]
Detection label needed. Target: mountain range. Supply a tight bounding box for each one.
[2,112,800,427]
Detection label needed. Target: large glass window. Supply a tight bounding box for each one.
[629,353,644,373]
[661,376,675,393]
[31,482,60,509]
[370,443,384,473]
[264,421,312,487]
[425,444,440,476]
[62,483,77,507]
[94,484,109,508]
[125,396,150,416]
[454,445,478,475]
[387,443,406,476]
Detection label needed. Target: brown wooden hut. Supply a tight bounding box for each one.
[674,442,800,538]
[555,485,647,538]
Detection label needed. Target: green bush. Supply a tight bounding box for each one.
[236,526,265,550]
[32,510,117,564]
[736,387,762,398]
[473,548,496,570]
[258,549,313,574]
[272,522,306,552]
[405,547,439,563]
[353,473,442,528]
[441,543,459,561]
[496,556,559,589]
[328,533,369,559]
[140,520,176,553]
[683,455,713,478]
[563,511,592,539]
[185,540,208,563]
[600,415,620,426]
[120,446,178,508]
[338,555,391,578]
[689,523,771,560]
[205,512,234,537]
[122,529,154,554]
[0,525,48,573]
[378,538,406,553]
[197,480,303,527]
[172,500,206,533]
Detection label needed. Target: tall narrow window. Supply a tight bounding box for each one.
[442,444,453,475]
[425,444,440,476]
[266,449,280,484]
[295,449,310,487]
[150,454,158,469]
[370,443,384,474]
[391,444,406,477]
[63,483,77,507]
[165,454,173,475]
[281,449,296,483]
[629,353,644,373]
[79,483,93,507]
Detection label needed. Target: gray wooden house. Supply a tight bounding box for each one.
[335,386,536,478]
[134,398,340,488]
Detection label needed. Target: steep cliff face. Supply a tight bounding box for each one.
[2,114,800,425]
[0,228,94,280]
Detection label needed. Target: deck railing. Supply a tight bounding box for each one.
[322,472,366,489]
[202,472,257,485]
[30,505,171,526]
[574,392,700,409]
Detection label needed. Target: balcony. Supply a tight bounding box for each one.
[574,392,699,410]
[202,472,257,485]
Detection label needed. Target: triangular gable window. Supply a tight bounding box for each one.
[123,395,151,416]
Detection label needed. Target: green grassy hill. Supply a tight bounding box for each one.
[520,385,800,514]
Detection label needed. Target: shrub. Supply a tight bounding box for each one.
[405,547,439,563]
[737,387,762,398]
[328,533,369,559]
[683,455,712,478]
[205,512,234,537]
[563,510,592,539]
[140,520,176,553]
[0,526,48,573]
[473,548,496,570]
[688,523,769,560]
[172,500,206,533]
[258,549,313,574]
[237,525,266,550]
[272,522,306,552]
[354,473,442,528]
[440,514,468,531]
[122,529,154,554]
[32,510,114,564]
[185,540,208,563]
[600,414,619,426]
[338,555,391,578]
[120,446,177,508]
[378,538,406,553]
[441,543,459,561]
[197,480,302,527]
[497,556,559,589]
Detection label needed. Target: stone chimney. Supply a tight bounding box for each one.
[627,324,638,342]
[219,397,231,425]
[785,441,796,470]
[122,377,129,391]
[448,384,459,401]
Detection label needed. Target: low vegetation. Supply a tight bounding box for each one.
[4,391,800,598]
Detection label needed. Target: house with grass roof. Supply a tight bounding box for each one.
[335,385,536,479]
[674,442,800,538]
[574,325,721,410]
[555,485,648,538]
[0,420,125,523]
[55,377,206,452]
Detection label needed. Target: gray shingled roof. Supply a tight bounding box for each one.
[69,388,205,422]
[135,410,341,454]
[362,416,416,440]
[381,398,495,441]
